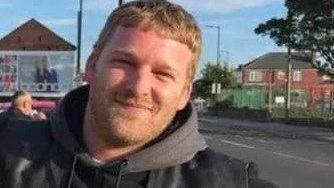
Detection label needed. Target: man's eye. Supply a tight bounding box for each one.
[154,71,175,81]
[109,59,132,67]
[114,59,130,64]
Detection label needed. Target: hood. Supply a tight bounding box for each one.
[50,85,207,173]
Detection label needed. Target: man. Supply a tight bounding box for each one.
[0,1,275,187]
[35,56,58,92]
[0,90,47,125]
[3,90,34,121]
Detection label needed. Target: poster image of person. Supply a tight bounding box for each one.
[0,55,18,92]
[35,55,58,92]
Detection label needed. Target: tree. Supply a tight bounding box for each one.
[193,63,235,99]
[255,0,334,77]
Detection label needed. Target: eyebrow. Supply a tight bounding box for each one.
[110,49,137,61]
[155,64,177,74]
[109,49,178,73]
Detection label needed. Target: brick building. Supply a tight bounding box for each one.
[0,18,75,51]
[0,18,76,99]
[237,52,334,106]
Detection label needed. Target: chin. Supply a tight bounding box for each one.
[110,118,157,145]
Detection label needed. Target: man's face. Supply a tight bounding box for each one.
[22,96,33,115]
[87,26,193,146]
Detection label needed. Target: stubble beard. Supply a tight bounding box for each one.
[89,92,178,148]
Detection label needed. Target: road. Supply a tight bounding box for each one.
[198,115,334,188]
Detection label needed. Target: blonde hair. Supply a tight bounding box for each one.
[92,0,202,81]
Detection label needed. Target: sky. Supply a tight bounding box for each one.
[0,0,287,77]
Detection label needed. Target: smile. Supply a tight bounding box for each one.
[115,99,153,112]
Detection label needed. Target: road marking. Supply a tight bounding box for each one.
[198,118,217,123]
[257,139,270,143]
[220,139,255,149]
[243,136,254,140]
[272,152,330,167]
[203,135,213,140]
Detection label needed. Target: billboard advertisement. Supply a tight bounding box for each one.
[0,55,18,92]
[0,52,75,96]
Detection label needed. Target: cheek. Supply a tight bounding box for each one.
[151,83,184,107]
[95,66,127,88]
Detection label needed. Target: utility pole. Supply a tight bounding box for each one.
[76,0,83,74]
[285,8,293,120]
[217,26,221,65]
[285,46,292,119]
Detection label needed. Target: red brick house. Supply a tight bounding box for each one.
[237,52,334,105]
[0,18,75,51]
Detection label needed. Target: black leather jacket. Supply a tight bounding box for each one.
[0,123,273,188]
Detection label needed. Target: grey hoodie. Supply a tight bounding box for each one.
[51,85,208,173]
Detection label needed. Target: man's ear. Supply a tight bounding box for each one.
[22,101,27,109]
[176,81,193,110]
[22,101,30,111]
[84,52,98,83]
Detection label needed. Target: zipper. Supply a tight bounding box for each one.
[115,159,128,188]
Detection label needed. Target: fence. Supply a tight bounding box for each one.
[219,88,266,109]
[214,88,333,120]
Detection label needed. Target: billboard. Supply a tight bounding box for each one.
[0,55,18,92]
[0,52,75,96]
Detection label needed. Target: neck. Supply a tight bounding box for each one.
[83,106,144,162]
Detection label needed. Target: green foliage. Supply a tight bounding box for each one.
[194,63,236,98]
[255,0,334,76]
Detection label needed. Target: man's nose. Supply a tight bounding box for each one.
[125,69,151,97]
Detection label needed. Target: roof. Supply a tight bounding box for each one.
[243,52,314,69]
[0,18,76,51]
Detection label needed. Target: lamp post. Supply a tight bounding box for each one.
[205,25,221,65]
[76,0,83,75]
[206,25,222,116]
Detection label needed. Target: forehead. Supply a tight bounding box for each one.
[101,26,192,69]
[107,26,190,50]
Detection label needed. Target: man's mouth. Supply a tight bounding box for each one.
[115,99,153,112]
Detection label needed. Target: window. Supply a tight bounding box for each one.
[293,70,302,81]
[249,71,262,82]
[277,71,286,80]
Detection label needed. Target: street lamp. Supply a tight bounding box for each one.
[205,25,221,65]
[76,0,83,74]
[206,25,222,116]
